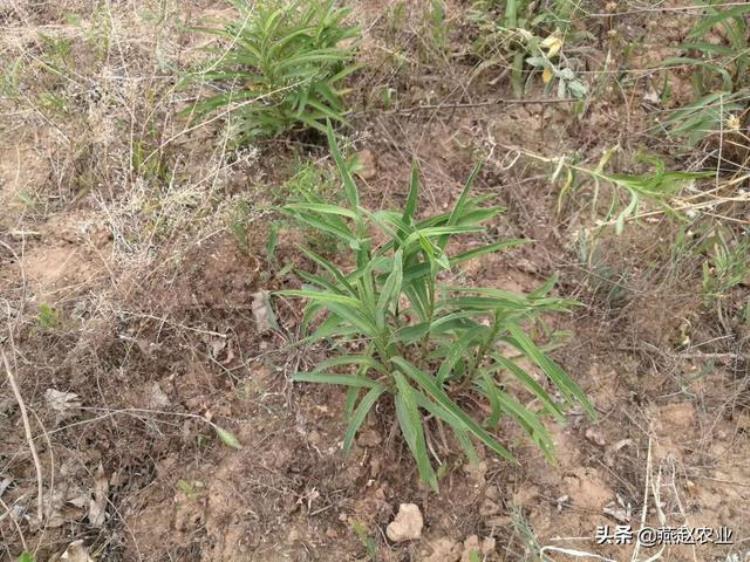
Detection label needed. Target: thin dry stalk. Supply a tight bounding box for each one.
[2,349,44,525]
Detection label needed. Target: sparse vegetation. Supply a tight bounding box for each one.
[469,0,587,98]
[702,229,750,304]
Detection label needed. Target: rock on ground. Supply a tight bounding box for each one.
[386,503,423,543]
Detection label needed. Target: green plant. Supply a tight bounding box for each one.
[510,506,550,561]
[702,230,750,304]
[532,147,712,234]
[659,4,750,153]
[188,0,360,143]
[425,0,448,57]
[351,520,379,561]
[663,3,750,96]
[38,303,60,329]
[662,90,748,148]
[469,0,587,98]
[278,124,594,491]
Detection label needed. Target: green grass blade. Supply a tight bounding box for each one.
[343,385,386,452]
[293,372,379,388]
[326,121,360,209]
[505,324,595,418]
[313,354,387,375]
[376,249,403,328]
[403,160,421,224]
[394,372,438,490]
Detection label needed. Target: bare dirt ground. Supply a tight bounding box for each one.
[1,1,749,561]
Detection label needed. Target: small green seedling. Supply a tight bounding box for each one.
[38,303,60,329]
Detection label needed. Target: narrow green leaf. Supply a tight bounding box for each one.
[313,355,387,374]
[295,245,357,295]
[451,239,531,264]
[343,385,386,452]
[215,425,242,449]
[505,325,595,418]
[491,353,564,420]
[394,372,438,490]
[439,159,484,249]
[376,249,403,327]
[414,392,479,464]
[403,160,421,224]
[277,289,361,307]
[293,372,379,388]
[285,202,358,219]
[326,120,359,208]
[436,326,484,383]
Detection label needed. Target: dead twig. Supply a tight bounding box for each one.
[2,349,44,525]
[360,96,578,117]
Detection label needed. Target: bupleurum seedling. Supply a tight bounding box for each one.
[278,123,594,490]
[188,0,360,143]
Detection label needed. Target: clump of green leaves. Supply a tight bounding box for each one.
[189,0,359,143]
[38,303,60,330]
[663,4,750,95]
[278,124,594,490]
[702,230,750,304]
[663,90,748,148]
[659,4,750,152]
[469,0,587,98]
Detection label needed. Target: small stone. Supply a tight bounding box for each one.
[354,149,377,180]
[461,535,495,561]
[386,503,423,543]
[479,498,500,517]
[420,537,461,562]
[463,461,487,487]
[308,430,321,446]
[357,428,382,447]
[585,427,606,447]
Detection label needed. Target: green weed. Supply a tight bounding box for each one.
[278,123,594,491]
[702,230,750,304]
[39,33,74,67]
[663,90,749,148]
[424,0,448,59]
[469,0,587,98]
[38,303,60,330]
[385,1,408,45]
[663,3,750,95]
[544,148,712,234]
[274,159,347,257]
[510,506,550,561]
[0,56,24,97]
[351,520,379,561]
[85,3,112,63]
[659,4,750,152]
[187,0,360,143]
